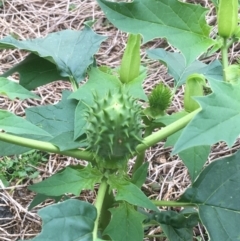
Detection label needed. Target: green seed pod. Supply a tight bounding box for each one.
[85,88,143,169]
[217,0,238,38]
[148,83,172,117]
[184,74,205,113]
[119,34,141,83]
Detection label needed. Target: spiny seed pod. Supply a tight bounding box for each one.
[148,83,172,117]
[85,88,143,169]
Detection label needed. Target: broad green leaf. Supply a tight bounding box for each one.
[73,102,89,140]
[156,111,188,147]
[29,166,103,196]
[1,54,69,90]
[50,131,87,151]
[151,210,199,241]
[125,69,147,101]
[25,91,82,151]
[147,49,222,86]
[97,0,215,64]
[23,199,96,241]
[157,112,210,180]
[108,175,158,211]
[131,162,148,188]
[0,77,39,100]
[173,80,240,154]
[103,202,145,241]
[69,67,121,103]
[0,110,51,136]
[119,34,141,83]
[0,27,106,83]
[179,150,240,241]
[28,193,63,210]
[179,146,210,181]
[0,140,31,156]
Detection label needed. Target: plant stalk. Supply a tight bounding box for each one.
[132,125,153,173]
[152,200,197,207]
[93,178,108,240]
[69,76,79,91]
[221,38,229,81]
[0,132,94,162]
[136,108,200,153]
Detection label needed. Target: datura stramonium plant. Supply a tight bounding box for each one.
[85,88,143,169]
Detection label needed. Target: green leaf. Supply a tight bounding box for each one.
[69,67,121,103]
[50,131,87,151]
[173,80,240,154]
[179,146,210,181]
[0,174,9,187]
[103,202,145,241]
[29,166,103,196]
[0,141,31,156]
[108,175,158,211]
[0,27,106,83]
[210,0,218,7]
[125,69,148,101]
[97,0,215,64]
[179,150,240,241]
[25,91,82,150]
[157,111,188,147]
[28,193,63,210]
[1,54,69,90]
[157,112,210,181]
[131,162,148,188]
[73,102,89,140]
[0,77,40,99]
[119,34,141,83]
[150,209,199,241]
[0,110,51,136]
[23,199,96,241]
[147,49,222,86]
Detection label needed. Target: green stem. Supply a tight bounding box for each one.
[221,38,229,82]
[93,178,108,240]
[69,76,79,91]
[152,200,197,207]
[132,126,153,173]
[136,109,200,153]
[0,132,94,162]
[99,185,115,236]
[227,37,237,49]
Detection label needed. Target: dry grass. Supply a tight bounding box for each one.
[0,0,239,240]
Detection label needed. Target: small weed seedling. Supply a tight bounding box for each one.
[0,0,240,240]
[0,150,48,187]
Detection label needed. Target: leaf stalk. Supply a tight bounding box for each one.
[221,38,229,81]
[136,109,200,153]
[93,178,108,240]
[152,200,197,207]
[0,132,94,162]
